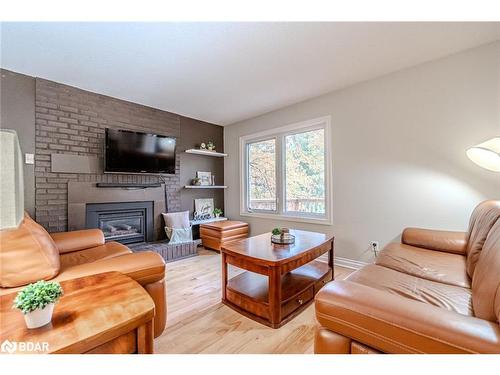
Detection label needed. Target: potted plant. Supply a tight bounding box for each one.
[272,227,282,236]
[13,280,63,329]
[271,227,294,244]
[207,141,215,151]
[213,208,223,218]
[272,227,289,241]
[191,177,201,186]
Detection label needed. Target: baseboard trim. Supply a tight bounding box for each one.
[333,256,368,270]
[317,255,369,270]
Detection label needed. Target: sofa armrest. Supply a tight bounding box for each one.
[401,227,467,255]
[315,280,500,353]
[56,251,165,285]
[50,229,105,254]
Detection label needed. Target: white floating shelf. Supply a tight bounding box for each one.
[190,217,228,225]
[184,185,227,189]
[185,149,228,157]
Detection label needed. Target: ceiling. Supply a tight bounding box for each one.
[1,22,499,125]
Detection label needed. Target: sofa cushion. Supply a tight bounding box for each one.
[472,218,500,323]
[376,243,470,288]
[347,264,472,316]
[315,280,500,353]
[0,214,60,288]
[466,200,500,277]
[401,228,467,255]
[59,241,132,269]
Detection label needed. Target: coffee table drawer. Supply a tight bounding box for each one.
[282,287,314,318]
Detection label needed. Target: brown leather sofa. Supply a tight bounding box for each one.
[0,213,167,338]
[315,200,500,354]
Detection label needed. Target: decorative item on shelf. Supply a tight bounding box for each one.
[191,177,201,186]
[196,171,212,186]
[211,175,216,186]
[271,227,295,245]
[213,208,223,218]
[13,280,63,329]
[195,198,214,218]
[193,212,213,221]
[199,141,215,152]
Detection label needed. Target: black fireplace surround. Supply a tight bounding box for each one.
[86,201,154,244]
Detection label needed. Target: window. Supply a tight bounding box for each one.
[240,117,331,224]
[247,138,277,211]
[285,128,325,216]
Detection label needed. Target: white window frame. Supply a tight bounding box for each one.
[239,116,332,225]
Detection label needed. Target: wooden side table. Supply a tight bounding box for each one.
[221,230,334,328]
[200,220,249,252]
[0,272,155,354]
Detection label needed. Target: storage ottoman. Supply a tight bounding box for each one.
[200,221,249,251]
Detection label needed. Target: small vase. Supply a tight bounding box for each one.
[24,303,55,329]
[215,214,220,218]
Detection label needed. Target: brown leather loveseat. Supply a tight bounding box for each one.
[0,213,167,338]
[315,200,500,354]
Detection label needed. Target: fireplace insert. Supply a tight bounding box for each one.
[86,201,154,244]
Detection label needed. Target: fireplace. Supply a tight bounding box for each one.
[85,201,154,244]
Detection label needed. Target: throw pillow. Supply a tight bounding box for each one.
[0,213,60,287]
[161,211,190,229]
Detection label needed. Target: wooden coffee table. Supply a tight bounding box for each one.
[221,229,334,328]
[0,272,155,354]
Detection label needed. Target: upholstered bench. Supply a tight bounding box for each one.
[200,221,249,251]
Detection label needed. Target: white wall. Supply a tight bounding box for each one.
[224,41,500,263]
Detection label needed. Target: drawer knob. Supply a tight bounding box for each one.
[297,299,304,305]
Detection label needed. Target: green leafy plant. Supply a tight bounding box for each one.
[272,227,282,236]
[213,208,223,216]
[13,280,63,314]
[207,141,215,150]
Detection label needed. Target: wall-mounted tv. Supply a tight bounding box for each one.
[105,128,176,175]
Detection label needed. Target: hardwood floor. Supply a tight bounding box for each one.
[154,248,353,354]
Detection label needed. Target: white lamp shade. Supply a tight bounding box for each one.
[0,130,24,229]
[466,137,500,172]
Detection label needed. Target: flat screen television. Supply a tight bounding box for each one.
[105,128,176,174]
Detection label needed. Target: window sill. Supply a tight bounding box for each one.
[239,211,332,226]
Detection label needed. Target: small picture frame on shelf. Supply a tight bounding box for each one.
[196,171,212,186]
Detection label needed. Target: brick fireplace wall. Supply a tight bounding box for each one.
[34,78,181,232]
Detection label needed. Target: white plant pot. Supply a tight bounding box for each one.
[215,214,220,218]
[24,303,54,329]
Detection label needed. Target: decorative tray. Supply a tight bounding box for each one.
[271,233,295,245]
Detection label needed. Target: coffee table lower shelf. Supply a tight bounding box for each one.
[223,260,332,328]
